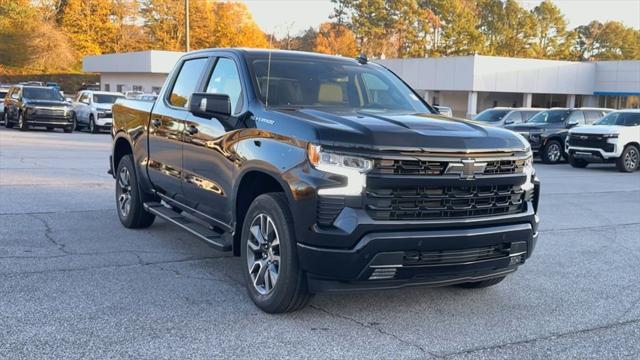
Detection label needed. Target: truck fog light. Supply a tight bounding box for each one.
[509,255,524,266]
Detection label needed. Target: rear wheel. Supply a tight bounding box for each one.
[17,112,28,131]
[72,114,78,131]
[241,193,311,313]
[616,145,639,172]
[569,156,588,168]
[115,155,155,228]
[541,140,563,164]
[63,126,73,133]
[457,276,506,289]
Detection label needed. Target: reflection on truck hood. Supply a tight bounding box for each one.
[273,108,528,151]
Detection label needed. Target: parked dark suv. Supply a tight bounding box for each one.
[505,108,612,164]
[111,49,540,313]
[2,85,75,132]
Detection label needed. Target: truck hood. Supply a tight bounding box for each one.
[273,109,528,151]
[94,103,114,111]
[569,125,624,135]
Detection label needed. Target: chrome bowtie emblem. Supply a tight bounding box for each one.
[445,159,487,179]
[579,135,588,140]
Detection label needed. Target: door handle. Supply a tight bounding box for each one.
[186,125,198,135]
[151,119,161,127]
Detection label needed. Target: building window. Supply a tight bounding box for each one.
[133,85,143,92]
[151,86,161,95]
[104,84,110,92]
[117,84,125,93]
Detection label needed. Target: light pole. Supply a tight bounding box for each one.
[185,0,190,52]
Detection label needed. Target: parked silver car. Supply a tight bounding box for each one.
[474,107,545,127]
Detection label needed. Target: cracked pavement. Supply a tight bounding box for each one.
[1,128,639,359]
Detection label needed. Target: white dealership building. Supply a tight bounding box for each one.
[84,51,639,118]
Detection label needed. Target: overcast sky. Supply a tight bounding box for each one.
[242,0,640,37]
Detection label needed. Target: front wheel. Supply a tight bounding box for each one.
[541,140,563,164]
[115,155,155,228]
[569,156,588,168]
[241,193,311,313]
[18,112,27,131]
[63,126,73,133]
[3,112,13,128]
[89,115,97,133]
[616,145,639,172]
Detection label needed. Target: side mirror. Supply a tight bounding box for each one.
[566,120,579,128]
[189,92,231,119]
[504,119,514,125]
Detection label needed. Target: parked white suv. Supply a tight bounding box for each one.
[566,109,640,172]
[72,91,124,133]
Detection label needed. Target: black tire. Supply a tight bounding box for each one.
[3,112,13,128]
[241,193,311,313]
[569,156,588,168]
[17,112,27,131]
[616,145,639,173]
[72,114,78,131]
[89,115,97,133]
[115,155,155,228]
[540,140,563,164]
[46,127,54,131]
[63,126,73,133]
[457,276,506,289]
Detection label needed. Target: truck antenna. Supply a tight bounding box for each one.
[265,33,273,108]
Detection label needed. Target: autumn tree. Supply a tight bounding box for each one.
[209,2,268,48]
[313,22,357,57]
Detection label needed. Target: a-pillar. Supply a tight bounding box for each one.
[466,91,478,119]
[523,93,533,107]
[566,94,576,108]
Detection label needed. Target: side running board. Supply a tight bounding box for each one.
[143,202,232,251]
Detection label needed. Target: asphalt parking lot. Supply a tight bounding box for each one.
[1,127,639,359]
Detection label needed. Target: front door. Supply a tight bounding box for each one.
[147,56,208,200]
[182,56,245,224]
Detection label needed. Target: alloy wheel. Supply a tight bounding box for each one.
[117,167,132,217]
[624,148,638,171]
[547,143,561,162]
[246,213,280,295]
[18,114,24,129]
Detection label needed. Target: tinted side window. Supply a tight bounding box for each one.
[624,114,640,126]
[523,111,539,121]
[206,58,243,114]
[168,58,208,108]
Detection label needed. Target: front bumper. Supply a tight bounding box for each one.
[95,113,113,127]
[24,115,73,128]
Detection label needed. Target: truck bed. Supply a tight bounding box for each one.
[112,99,154,133]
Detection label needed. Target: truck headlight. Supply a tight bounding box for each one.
[308,144,372,196]
[602,133,619,139]
[522,153,535,192]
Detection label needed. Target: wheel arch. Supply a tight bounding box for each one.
[112,133,133,177]
[232,169,292,256]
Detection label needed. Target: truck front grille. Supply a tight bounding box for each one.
[569,134,614,152]
[372,159,525,176]
[404,245,510,266]
[365,184,526,221]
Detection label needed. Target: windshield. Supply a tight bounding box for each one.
[474,109,510,122]
[596,112,640,126]
[528,110,571,124]
[93,94,123,104]
[0,91,8,99]
[23,87,64,101]
[248,57,430,114]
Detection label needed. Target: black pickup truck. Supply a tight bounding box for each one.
[111,49,540,313]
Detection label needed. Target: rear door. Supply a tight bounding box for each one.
[147,56,208,200]
[182,55,246,224]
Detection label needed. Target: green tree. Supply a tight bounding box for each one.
[530,0,574,59]
[477,0,536,57]
[428,0,484,56]
[576,20,640,60]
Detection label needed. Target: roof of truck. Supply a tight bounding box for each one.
[189,48,359,63]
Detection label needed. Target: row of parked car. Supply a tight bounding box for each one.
[469,107,640,172]
[0,83,157,134]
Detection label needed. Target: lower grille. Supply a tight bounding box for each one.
[366,184,526,221]
[404,245,510,266]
